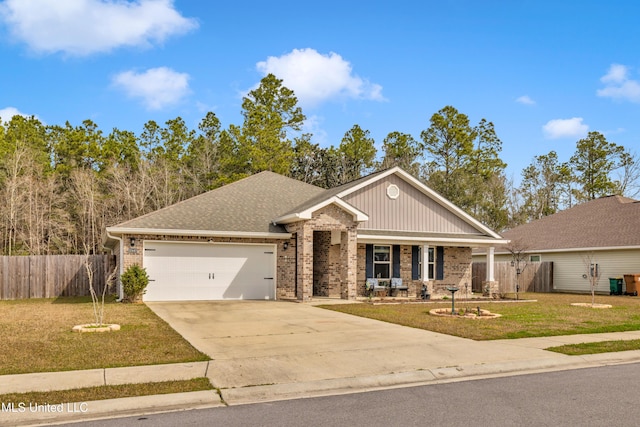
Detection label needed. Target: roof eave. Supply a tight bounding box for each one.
[486,244,640,255]
[357,233,510,247]
[105,227,292,239]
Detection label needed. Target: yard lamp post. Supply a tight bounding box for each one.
[446,286,459,315]
[510,260,523,300]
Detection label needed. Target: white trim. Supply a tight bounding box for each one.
[106,227,291,239]
[421,245,428,282]
[358,233,509,246]
[273,196,368,224]
[336,167,399,197]
[336,167,504,240]
[386,184,400,199]
[486,246,495,282]
[490,245,640,255]
[373,244,392,279]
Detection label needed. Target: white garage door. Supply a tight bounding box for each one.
[143,241,275,301]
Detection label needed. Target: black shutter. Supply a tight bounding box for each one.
[365,244,373,278]
[392,245,400,278]
[411,246,419,280]
[436,246,444,280]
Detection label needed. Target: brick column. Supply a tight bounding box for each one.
[340,228,357,299]
[297,224,313,301]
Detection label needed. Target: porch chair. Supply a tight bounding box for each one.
[366,278,387,297]
[391,278,409,297]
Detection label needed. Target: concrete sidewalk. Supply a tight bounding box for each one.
[0,361,211,395]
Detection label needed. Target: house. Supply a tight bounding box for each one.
[105,167,507,302]
[474,195,640,294]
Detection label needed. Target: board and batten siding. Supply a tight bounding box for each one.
[478,248,640,293]
[343,174,479,234]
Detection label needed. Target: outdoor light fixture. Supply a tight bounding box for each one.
[130,237,135,247]
[283,242,289,250]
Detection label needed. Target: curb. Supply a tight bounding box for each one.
[220,351,640,405]
[0,390,224,427]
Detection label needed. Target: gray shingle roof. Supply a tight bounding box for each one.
[110,171,326,234]
[499,195,640,252]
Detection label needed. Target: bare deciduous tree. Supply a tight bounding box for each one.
[582,253,600,307]
[85,254,117,326]
[506,239,529,300]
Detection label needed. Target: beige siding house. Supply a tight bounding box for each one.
[475,196,640,294]
[106,167,507,302]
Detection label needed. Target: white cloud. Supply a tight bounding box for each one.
[255,48,385,107]
[0,0,198,56]
[516,95,535,105]
[0,106,25,122]
[597,63,640,103]
[112,67,190,110]
[542,117,589,139]
[0,106,40,123]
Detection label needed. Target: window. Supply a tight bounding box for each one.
[373,245,391,278]
[427,247,435,280]
[590,263,599,278]
[529,255,541,262]
[411,246,443,280]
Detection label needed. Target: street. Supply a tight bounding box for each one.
[62,362,640,427]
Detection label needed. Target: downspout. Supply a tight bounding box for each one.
[105,230,124,301]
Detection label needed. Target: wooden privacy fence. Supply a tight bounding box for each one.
[472,261,554,293]
[0,255,117,300]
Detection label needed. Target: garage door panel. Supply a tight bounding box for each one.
[143,242,275,301]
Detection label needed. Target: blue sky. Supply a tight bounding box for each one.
[1,0,639,181]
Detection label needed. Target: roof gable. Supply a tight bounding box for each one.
[343,173,480,234]
[500,195,640,251]
[345,167,502,238]
[275,167,502,239]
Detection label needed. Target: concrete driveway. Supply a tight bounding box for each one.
[147,300,563,391]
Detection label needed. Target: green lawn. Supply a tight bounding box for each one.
[0,378,214,406]
[547,339,640,355]
[0,297,209,375]
[321,293,640,340]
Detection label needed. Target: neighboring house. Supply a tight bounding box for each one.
[473,195,640,294]
[105,167,507,302]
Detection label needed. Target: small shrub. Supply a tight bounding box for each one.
[121,265,149,303]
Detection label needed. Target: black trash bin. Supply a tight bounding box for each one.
[609,277,623,295]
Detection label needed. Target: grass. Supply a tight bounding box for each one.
[0,297,210,375]
[547,339,640,355]
[0,378,214,406]
[321,292,640,340]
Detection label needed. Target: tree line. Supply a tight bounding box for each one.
[0,74,637,255]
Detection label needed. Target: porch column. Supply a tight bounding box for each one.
[486,247,495,281]
[482,246,499,297]
[340,228,357,299]
[297,224,313,301]
[422,244,429,282]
